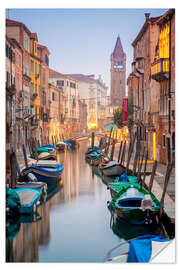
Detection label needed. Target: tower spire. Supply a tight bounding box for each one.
[113,35,125,58]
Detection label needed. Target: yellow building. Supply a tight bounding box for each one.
[30,33,41,136]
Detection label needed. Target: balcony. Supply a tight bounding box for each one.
[151,58,169,82]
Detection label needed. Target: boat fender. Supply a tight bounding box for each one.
[141,195,153,211]
[27,173,38,182]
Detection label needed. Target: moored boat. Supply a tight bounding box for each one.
[38,151,56,160]
[110,182,162,225]
[108,174,137,198]
[6,187,42,215]
[99,160,126,176]
[20,164,64,184]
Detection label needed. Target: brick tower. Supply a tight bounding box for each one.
[110,35,126,107]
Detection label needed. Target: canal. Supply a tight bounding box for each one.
[6,140,167,262]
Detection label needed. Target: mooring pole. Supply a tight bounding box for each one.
[91,132,95,149]
[22,144,28,168]
[148,160,158,192]
[10,148,17,189]
[110,139,116,161]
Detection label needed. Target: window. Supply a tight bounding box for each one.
[35,84,37,93]
[31,60,34,74]
[67,81,69,86]
[45,55,49,66]
[35,63,37,75]
[52,92,55,101]
[57,80,64,87]
[163,134,166,147]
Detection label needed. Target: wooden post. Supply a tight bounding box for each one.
[91,132,95,149]
[137,147,145,184]
[148,160,158,192]
[120,140,126,165]
[37,140,40,147]
[118,141,123,163]
[10,149,17,188]
[106,127,113,155]
[133,139,141,175]
[110,139,116,161]
[33,138,38,160]
[160,163,173,206]
[142,150,148,186]
[126,133,136,172]
[22,144,28,168]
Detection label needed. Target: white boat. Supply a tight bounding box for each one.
[99,160,126,176]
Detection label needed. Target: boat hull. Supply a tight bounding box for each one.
[100,164,126,176]
[21,165,63,184]
[114,207,159,225]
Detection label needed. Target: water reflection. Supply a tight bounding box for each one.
[6,140,169,262]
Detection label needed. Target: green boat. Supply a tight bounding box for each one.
[108,175,137,198]
[110,182,162,225]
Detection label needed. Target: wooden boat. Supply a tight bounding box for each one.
[108,174,137,198]
[107,235,170,263]
[20,164,64,184]
[110,182,162,225]
[6,188,42,215]
[36,160,58,167]
[38,151,56,160]
[41,144,55,151]
[37,146,55,155]
[99,160,126,176]
[85,146,100,156]
[85,150,101,160]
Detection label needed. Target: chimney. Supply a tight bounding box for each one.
[145,13,150,21]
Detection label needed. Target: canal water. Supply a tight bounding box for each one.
[6,140,166,262]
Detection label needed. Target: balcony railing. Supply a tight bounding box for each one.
[151,58,169,82]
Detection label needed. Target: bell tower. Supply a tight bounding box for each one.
[110,35,126,107]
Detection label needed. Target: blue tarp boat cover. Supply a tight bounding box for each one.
[127,235,169,263]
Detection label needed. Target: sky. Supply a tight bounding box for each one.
[6,8,168,94]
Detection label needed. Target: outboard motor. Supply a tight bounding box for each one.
[27,173,37,182]
[141,194,153,225]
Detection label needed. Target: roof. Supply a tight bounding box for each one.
[49,69,78,82]
[112,35,125,58]
[66,73,107,89]
[131,15,162,46]
[6,18,31,36]
[156,8,175,25]
[66,74,96,84]
[37,43,50,55]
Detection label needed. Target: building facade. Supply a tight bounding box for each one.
[37,44,50,143]
[49,69,79,138]
[127,9,175,165]
[67,74,107,131]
